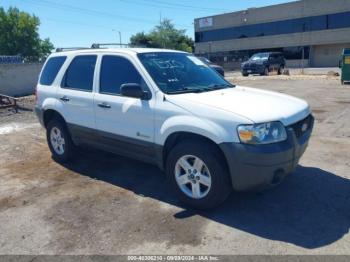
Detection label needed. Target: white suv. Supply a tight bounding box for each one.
[35,48,314,209]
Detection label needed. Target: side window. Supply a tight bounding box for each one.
[100,55,143,95]
[270,54,277,61]
[39,56,67,85]
[62,55,97,92]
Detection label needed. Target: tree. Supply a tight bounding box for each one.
[130,19,194,52]
[130,32,156,48]
[0,7,54,62]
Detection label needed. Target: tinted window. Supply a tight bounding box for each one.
[328,12,350,29]
[195,11,350,43]
[100,56,142,95]
[39,56,66,85]
[62,55,97,91]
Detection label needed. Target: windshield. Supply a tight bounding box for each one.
[250,53,269,61]
[138,52,233,94]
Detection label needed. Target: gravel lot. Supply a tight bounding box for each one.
[0,74,349,255]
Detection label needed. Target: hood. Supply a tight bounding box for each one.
[166,86,310,126]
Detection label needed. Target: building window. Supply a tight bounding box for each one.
[195,11,350,43]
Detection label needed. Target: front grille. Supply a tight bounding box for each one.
[244,63,258,69]
[289,114,314,138]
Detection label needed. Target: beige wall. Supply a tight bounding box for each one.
[0,64,43,96]
[310,44,350,67]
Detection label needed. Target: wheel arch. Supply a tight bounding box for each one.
[43,109,66,128]
[161,131,231,184]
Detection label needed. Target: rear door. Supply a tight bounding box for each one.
[93,54,155,160]
[56,55,97,140]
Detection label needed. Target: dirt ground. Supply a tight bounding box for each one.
[0,74,349,255]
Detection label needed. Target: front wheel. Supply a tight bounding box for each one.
[278,66,284,75]
[46,118,75,162]
[166,141,232,210]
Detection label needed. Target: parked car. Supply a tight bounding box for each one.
[197,56,225,77]
[35,48,313,209]
[241,52,285,76]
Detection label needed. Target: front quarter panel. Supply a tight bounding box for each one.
[154,92,253,146]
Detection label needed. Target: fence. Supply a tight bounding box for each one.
[0,56,24,64]
[0,63,43,97]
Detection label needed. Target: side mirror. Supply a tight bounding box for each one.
[120,83,151,100]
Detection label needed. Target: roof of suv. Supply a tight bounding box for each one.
[50,48,187,57]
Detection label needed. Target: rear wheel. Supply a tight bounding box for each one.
[166,140,232,210]
[242,72,249,77]
[46,118,75,162]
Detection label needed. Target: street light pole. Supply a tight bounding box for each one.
[112,29,122,47]
[118,31,122,47]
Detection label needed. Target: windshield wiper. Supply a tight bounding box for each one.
[166,83,235,94]
[207,83,235,90]
[166,87,204,94]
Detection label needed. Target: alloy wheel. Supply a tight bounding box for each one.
[174,155,212,199]
[50,127,65,155]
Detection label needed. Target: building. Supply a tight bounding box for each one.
[194,0,350,69]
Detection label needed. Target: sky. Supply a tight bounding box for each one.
[2,0,294,48]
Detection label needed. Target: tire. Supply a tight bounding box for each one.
[278,66,284,75]
[263,67,269,76]
[46,118,75,163]
[166,140,232,210]
[242,72,249,77]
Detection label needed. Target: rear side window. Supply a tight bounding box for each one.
[62,55,97,92]
[39,56,66,85]
[100,55,142,95]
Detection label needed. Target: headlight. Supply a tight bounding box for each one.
[237,122,287,144]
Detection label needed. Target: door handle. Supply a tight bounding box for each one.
[60,96,70,102]
[98,102,111,109]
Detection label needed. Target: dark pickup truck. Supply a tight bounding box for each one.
[241,52,285,76]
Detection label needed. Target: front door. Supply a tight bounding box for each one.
[93,54,155,160]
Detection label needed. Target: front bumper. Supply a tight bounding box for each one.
[241,65,265,74]
[220,115,314,191]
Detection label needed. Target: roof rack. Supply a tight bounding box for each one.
[55,43,148,53]
[56,47,90,52]
[91,43,147,49]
